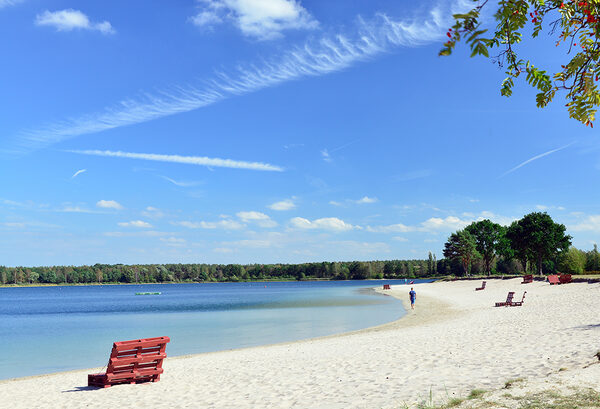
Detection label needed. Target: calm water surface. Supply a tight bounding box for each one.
[0,279,427,379]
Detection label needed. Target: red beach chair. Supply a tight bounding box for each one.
[475,281,486,291]
[521,274,533,284]
[548,275,560,285]
[88,336,170,388]
[510,291,527,307]
[495,291,515,307]
[383,284,391,290]
[559,274,572,284]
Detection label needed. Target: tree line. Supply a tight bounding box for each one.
[442,211,600,276]
[0,258,441,285]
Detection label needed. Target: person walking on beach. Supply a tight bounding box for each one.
[409,287,416,309]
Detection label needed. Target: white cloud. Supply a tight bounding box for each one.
[11,4,464,153]
[366,223,414,233]
[60,205,94,213]
[71,169,86,179]
[104,231,168,238]
[289,216,355,232]
[141,206,165,219]
[67,150,283,172]
[570,215,600,232]
[35,9,115,34]
[392,236,408,242]
[191,0,318,40]
[96,200,123,210]
[268,199,295,211]
[118,220,152,228]
[420,216,470,231]
[236,211,277,228]
[329,200,342,207]
[175,219,244,230]
[355,196,378,204]
[536,204,549,211]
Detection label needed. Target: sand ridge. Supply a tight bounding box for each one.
[2,278,599,408]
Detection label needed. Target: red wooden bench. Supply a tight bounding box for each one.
[548,275,560,285]
[475,281,486,291]
[510,291,527,307]
[521,274,533,284]
[559,274,572,284]
[495,291,515,307]
[383,284,391,290]
[88,336,170,388]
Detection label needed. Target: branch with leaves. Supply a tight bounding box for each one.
[441,0,600,126]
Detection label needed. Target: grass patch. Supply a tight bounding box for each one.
[467,389,486,400]
[512,388,600,409]
[504,378,525,389]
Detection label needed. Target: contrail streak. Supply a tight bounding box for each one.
[67,149,284,172]
[499,142,576,178]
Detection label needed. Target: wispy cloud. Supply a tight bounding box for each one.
[67,149,284,172]
[0,0,24,9]
[160,175,202,187]
[174,219,244,230]
[11,4,462,153]
[71,169,86,179]
[96,200,123,210]
[118,220,153,228]
[35,9,115,34]
[191,0,318,40]
[499,142,575,178]
[320,149,332,163]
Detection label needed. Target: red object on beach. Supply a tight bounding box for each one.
[88,336,170,388]
[548,275,560,285]
[383,284,391,290]
[521,274,533,284]
[475,281,486,291]
[559,274,572,284]
[494,291,515,307]
[409,280,414,284]
[510,291,527,307]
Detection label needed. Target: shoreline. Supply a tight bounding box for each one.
[1,278,599,408]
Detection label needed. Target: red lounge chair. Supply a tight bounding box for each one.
[88,336,170,388]
[475,281,486,291]
[383,284,391,290]
[559,274,572,284]
[548,275,560,285]
[521,274,533,284]
[495,291,515,307]
[510,291,527,306]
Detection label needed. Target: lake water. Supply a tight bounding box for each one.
[0,279,426,379]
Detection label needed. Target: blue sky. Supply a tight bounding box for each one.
[0,0,598,267]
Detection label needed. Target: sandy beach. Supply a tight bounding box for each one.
[2,278,600,408]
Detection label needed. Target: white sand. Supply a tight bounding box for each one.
[2,278,599,408]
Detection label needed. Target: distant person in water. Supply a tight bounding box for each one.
[409,287,416,309]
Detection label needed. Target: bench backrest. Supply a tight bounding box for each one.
[559,274,572,284]
[523,274,533,281]
[506,292,515,303]
[106,336,170,378]
[548,275,559,284]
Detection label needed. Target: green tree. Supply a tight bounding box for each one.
[506,212,572,275]
[465,219,505,275]
[586,243,600,271]
[560,246,587,274]
[442,0,600,126]
[443,230,478,276]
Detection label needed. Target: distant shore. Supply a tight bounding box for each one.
[2,278,599,408]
